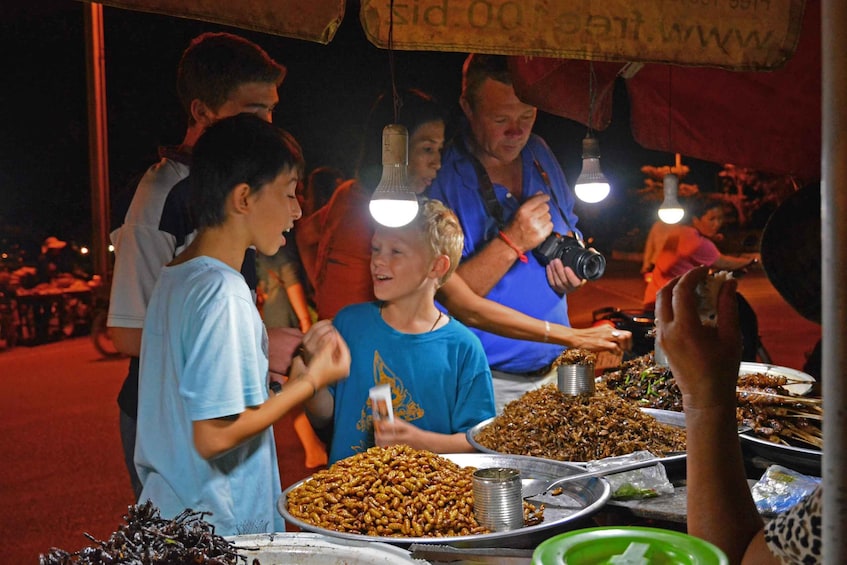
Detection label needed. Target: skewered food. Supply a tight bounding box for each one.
[602,354,823,449]
[286,445,544,537]
[473,384,686,461]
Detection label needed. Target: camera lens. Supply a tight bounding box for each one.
[572,250,606,281]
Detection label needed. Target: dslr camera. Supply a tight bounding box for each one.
[533,233,606,281]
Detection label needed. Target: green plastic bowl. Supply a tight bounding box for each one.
[532,526,729,565]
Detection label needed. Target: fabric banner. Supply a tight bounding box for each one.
[361,0,805,70]
[510,0,821,179]
[77,0,346,44]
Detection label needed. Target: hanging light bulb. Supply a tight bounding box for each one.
[369,124,419,227]
[658,173,685,224]
[573,133,611,203]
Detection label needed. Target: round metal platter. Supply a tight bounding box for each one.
[278,452,611,549]
[466,410,688,471]
[739,362,815,396]
[739,433,822,476]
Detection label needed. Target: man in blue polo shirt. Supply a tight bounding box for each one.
[428,54,593,412]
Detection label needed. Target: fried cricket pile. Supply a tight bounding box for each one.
[474,384,686,461]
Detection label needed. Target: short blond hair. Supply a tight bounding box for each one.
[412,199,464,287]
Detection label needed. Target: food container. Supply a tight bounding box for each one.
[739,433,821,476]
[278,452,611,549]
[557,363,595,395]
[229,532,424,564]
[531,526,728,564]
[472,467,524,532]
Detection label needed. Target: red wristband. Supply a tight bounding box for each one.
[498,231,528,263]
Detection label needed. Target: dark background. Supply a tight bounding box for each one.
[0,0,721,259]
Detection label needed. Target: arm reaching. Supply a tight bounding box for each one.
[655,266,776,564]
[437,273,631,353]
[193,324,349,460]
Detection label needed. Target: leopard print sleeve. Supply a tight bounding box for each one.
[763,486,822,564]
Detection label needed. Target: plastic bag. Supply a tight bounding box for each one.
[751,464,820,516]
[585,450,674,500]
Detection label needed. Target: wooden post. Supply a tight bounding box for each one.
[83,2,111,283]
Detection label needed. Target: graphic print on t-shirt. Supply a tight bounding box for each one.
[351,350,424,455]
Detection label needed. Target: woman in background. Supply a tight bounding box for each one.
[644,194,757,309]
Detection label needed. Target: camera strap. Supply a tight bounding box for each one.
[458,137,507,230]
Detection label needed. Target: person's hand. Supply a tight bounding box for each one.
[501,193,553,254]
[300,319,337,364]
[655,266,742,409]
[545,260,585,294]
[729,257,759,279]
[570,324,633,354]
[302,325,350,389]
[374,418,423,449]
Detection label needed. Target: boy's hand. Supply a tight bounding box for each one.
[374,418,422,449]
[301,319,338,364]
[305,326,350,389]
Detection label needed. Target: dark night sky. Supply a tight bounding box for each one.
[0,0,717,255]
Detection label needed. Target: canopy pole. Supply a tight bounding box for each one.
[84,2,111,282]
[821,0,847,562]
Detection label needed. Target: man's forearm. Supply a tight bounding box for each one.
[457,238,524,296]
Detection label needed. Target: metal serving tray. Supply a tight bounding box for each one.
[278,452,611,549]
[739,433,822,476]
[466,409,688,472]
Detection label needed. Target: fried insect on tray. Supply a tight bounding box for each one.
[39,500,253,565]
[474,384,686,462]
[601,353,682,411]
[286,445,544,538]
[554,348,597,366]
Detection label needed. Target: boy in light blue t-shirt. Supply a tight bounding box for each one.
[303,199,495,464]
[134,114,350,536]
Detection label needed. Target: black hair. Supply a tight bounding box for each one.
[190,114,305,228]
[684,193,723,223]
[356,88,447,191]
[303,165,344,215]
[177,32,286,125]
